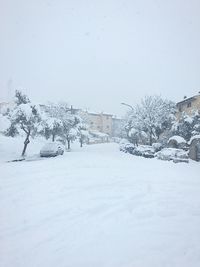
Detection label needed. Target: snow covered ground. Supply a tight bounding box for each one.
[0,137,200,267]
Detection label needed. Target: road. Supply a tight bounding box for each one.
[0,143,200,267]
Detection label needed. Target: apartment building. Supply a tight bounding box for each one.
[86,112,113,136]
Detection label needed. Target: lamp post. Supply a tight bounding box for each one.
[121,102,134,110]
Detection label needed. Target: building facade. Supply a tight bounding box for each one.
[86,112,113,136]
[176,94,200,119]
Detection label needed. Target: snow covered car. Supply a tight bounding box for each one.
[133,145,155,158]
[40,143,64,157]
[155,148,189,163]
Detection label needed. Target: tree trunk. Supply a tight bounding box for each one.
[149,131,153,146]
[67,139,70,150]
[52,134,55,142]
[22,131,30,157]
[80,139,83,147]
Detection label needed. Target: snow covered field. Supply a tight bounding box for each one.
[0,138,200,267]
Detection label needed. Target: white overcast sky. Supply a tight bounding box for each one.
[0,0,200,116]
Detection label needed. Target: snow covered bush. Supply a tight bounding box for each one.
[122,143,135,154]
[119,139,129,151]
[168,135,187,150]
[152,142,163,152]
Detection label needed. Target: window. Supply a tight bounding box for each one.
[179,106,182,112]
[187,102,192,108]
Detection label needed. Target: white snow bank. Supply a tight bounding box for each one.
[1,143,200,267]
[0,135,46,162]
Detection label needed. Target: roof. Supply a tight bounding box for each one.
[87,111,113,117]
[176,95,200,106]
[112,117,123,121]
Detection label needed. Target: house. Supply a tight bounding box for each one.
[176,93,200,119]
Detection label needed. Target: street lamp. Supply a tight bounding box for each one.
[121,102,134,110]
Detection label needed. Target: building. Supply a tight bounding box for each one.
[176,93,200,119]
[86,112,113,136]
[39,104,122,137]
[0,102,15,114]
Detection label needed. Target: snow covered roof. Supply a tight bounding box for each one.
[86,110,113,117]
[176,94,200,106]
[168,135,186,144]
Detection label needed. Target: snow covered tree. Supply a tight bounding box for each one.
[9,90,42,156]
[128,128,148,146]
[5,123,18,137]
[42,102,82,149]
[40,117,63,141]
[125,96,176,145]
[15,90,30,105]
[77,123,89,147]
[61,115,80,149]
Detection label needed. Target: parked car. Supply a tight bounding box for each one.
[155,148,189,163]
[40,142,64,157]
